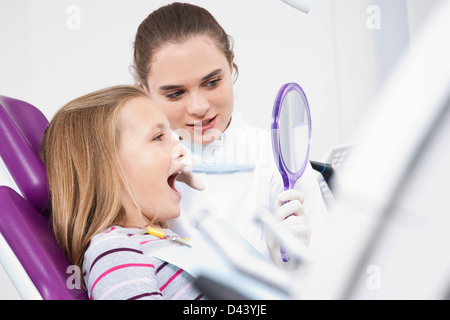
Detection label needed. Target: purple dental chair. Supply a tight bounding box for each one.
[0,95,87,299]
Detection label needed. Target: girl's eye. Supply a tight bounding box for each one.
[153,133,164,141]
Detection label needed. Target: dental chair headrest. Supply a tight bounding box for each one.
[0,95,49,213]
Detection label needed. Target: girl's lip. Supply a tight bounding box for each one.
[170,187,182,199]
[187,115,217,134]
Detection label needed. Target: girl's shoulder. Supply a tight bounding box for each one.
[85,226,145,260]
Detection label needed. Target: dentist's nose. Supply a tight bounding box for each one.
[187,92,209,117]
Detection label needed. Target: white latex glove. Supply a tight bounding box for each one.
[175,144,206,191]
[266,189,310,269]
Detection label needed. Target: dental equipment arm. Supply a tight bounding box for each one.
[281,0,310,14]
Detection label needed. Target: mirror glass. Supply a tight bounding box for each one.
[279,89,309,173]
[272,82,311,190]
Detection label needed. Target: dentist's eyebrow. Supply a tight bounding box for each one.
[201,68,222,81]
[159,84,183,92]
[158,69,223,92]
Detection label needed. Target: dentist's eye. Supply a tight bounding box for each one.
[205,78,221,88]
[166,90,184,100]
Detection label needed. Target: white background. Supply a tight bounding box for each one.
[0,0,440,299]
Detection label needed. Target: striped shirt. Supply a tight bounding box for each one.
[83,226,204,300]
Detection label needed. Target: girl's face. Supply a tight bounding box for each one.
[146,35,235,145]
[117,96,185,227]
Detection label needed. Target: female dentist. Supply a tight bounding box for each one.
[132,2,328,266]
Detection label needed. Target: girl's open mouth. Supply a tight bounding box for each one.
[167,171,182,198]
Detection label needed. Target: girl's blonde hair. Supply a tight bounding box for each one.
[41,85,147,268]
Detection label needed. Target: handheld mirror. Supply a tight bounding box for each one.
[271,82,312,191]
[271,82,312,263]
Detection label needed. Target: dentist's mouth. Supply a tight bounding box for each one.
[187,115,217,134]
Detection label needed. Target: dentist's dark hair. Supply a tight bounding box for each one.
[132,2,238,89]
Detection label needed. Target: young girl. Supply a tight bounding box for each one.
[132,2,328,264]
[41,85,204,300]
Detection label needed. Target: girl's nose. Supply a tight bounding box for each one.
[171,142,194,173]
[171,142,186,163]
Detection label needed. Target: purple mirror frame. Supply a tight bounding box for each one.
[271,82,312,190]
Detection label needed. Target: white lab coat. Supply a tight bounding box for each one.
[171,111,328,257]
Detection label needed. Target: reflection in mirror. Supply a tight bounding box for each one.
[279,89,309,174]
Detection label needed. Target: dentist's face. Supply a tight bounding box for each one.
[146,35,235,145]
[117,96,185,227]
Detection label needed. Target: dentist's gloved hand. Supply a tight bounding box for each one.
[266,189,310,269]
[175,144,206,191]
